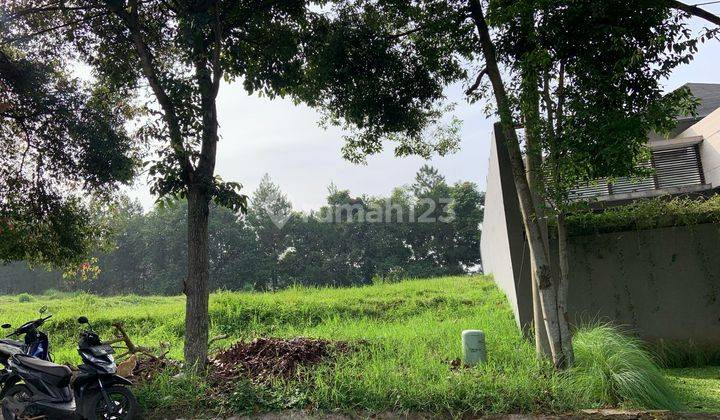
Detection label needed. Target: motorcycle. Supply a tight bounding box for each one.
[1,316,139,420]
[0,307,53,385]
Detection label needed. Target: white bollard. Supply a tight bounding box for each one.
[462,330,487,366]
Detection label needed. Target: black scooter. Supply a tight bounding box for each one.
[0,307,53,386]
[1,316,139,420]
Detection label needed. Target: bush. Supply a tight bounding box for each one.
[569,324,682,410]
[566,194,720,236]
[17,293,34,303]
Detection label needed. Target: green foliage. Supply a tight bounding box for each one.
[17,293,34,303]
[0,277,693,415]
[2,0,465,210]
[488,0,708,211]
[0,167,484,295]
[0,199,94,268]
[0,47,137,269]
[569,324,682,411]
[565,194,720,236]
[134,371,210,415]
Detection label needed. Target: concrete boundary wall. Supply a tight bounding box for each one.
[480,125,533,329]
[481,125,720,344]
[557,224,720,343]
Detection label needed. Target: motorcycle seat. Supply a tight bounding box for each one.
[0,339,22,347]
[12,354,72,378]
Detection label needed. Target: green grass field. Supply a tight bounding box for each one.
[667,367,720,412]
[1,276,717,416]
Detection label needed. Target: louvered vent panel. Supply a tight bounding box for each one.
[610,162,655,194]
[653,146,704,188]
[610,177,655,194]
[568,144,705,200]
[570,180,610,199]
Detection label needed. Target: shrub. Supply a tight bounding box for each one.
[17,293,34,303]
[569,324,682,410]
[566,194,720,236]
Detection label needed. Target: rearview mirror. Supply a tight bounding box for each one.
[38,306,47,314]
[1,324,10,329]
[77,316,89,324]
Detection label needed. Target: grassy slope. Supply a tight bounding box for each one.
[0,276,714,415]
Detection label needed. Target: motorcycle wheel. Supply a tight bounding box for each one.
[1,384,33,420]
[88,385,139,420]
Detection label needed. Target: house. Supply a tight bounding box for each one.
[480,83,720,345]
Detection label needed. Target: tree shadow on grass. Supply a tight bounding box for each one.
[666,366,720,413]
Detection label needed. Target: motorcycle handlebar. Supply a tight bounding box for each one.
[5,314,52,337]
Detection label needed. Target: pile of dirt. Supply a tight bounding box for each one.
[132,356,182,382]
[211,337,353,383]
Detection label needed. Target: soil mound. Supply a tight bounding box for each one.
[211,337,353,382]
[133,356,182,382]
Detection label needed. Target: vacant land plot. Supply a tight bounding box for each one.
[1,276,717,416]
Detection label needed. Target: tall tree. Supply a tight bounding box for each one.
[0,169,485,295]
[0,47,136,269]
[488,0,718,365]
[3,0,460,368]
[326,0,719,368]
[247,174,293,290]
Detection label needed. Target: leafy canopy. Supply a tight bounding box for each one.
[0,45,136,267]
[487,0,713,206]
[2,0,467,213]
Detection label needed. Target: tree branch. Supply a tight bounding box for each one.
[194,56,219,179]
[104,0,194,183]
[211,4,223,98]
[542,69,555,139]
[2,12,108,44]
[465,68,487,96]
[669,0,720,26]
[556,60,565,136]
[190,2,223,180]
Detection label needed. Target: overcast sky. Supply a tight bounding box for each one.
[124,10,720,212]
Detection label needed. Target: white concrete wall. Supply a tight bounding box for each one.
[481,128,518,322]
[480,126,533,328]
[679,107,720,187]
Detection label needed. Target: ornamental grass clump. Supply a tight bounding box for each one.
[569,324,682,411]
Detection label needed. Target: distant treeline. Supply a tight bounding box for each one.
[0,166,484,295]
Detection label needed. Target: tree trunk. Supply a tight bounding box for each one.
[520,59,553,359]
[556,212,574,366]
[184,186,211,371]
[526,118,552,359]
[468,0,568,369]
[544,61,574,368]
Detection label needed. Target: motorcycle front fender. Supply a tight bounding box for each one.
[113,374,133,386]
[75,374,134,419]
[102,374,133,387]
[75,374,133,401]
